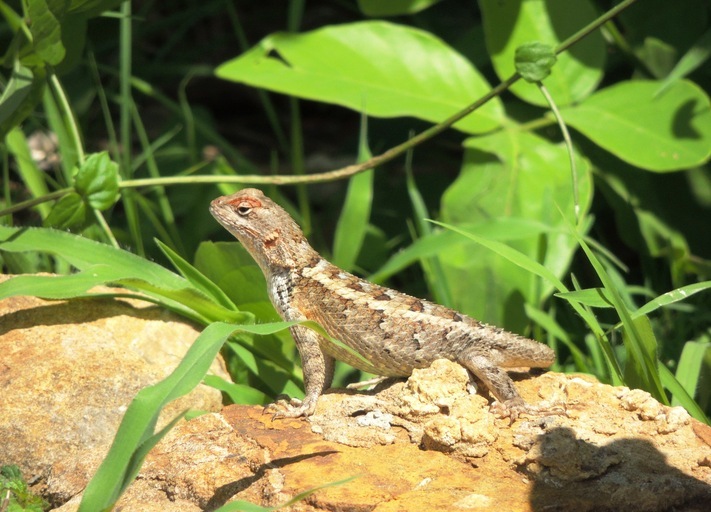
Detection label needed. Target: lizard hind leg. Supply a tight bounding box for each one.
[457,352,540,422]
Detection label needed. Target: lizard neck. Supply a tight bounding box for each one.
[244,230,321,280]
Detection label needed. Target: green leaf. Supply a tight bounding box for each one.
[4,128,51,216]
[0,227,248,324]
[0,61,46,140]
[156,239,238,311]
[563,80,711,172]
[78,321,243,511]
[332,125,374,271]
[431,219,624,385]
[216,21,503,134]
[214,476,358,512]
[439,129,592,329]
[74,151,120,210]
[357,0,442,16]
[656,28,711,96]
[369,218,554,284]
[43,191,87,228]
[68,0,124,16]
[203,375,269,405]
[515,42,557,82]
[562,215,666,402]
[27,0,67,66]
[632,280,711,319]
[555,288,614,308]
[674,340,711,409]
[660,363,709,424]
[480,0,604,106]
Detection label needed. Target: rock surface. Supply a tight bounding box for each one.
[0,274,230,507]
[62,362,711,512]
[2,274,710,511]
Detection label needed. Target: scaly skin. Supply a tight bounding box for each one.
[210,188,556,420]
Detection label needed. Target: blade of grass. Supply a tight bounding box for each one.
[559,212,667,402]
[673,340,710,410]
[4,128,51,217]
[155,238,238,311]
[660,363,709,423]
[403,143,452,306]
[332,114,373,271]
[430,219,624,384]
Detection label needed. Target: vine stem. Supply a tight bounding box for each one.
[119,0,638,189]
[0,0,642,221]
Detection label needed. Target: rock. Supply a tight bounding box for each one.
[2,274,710,511]
[63,362,711,512]
[0,274,230,507]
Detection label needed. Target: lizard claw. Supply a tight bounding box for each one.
[263,395,316,419]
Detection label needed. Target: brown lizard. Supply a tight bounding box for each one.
[210,188,556,420]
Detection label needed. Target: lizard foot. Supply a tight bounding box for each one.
[263,395,317,419]
[490,398,566,424]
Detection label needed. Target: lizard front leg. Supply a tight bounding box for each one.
[270,325,335,418]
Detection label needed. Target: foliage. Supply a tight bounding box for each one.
[0,465,50,512]
[1,0,711,508]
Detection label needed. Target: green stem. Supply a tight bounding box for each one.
[0,188,71,217]
[93,209,119,248]
[537,83,579,221]
[119,1,132,177]
[553,0,639,55]
[49,74,85,164]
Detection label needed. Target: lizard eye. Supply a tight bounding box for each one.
[236,204,252,216]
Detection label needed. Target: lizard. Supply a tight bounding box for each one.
[210,188,557,420]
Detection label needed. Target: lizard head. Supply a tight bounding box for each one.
[210,188,317,272]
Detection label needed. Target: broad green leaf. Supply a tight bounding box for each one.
[480,0,604,106]
[216,21,503,134]
[43,191,87,229]
[563,80,711,171]
[75,151,120,210]
[195,241,273,307]
[358,0,442,16]
[68,0,124,16]
[27,0,66,66]
[438,129,592,329]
